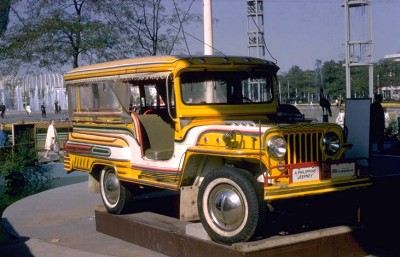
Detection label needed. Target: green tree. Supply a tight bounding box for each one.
[280,65,316,103]
[286,65,303,102]
[277,73,288,103]
[104,0,199,57]
[0,0,199,75]
[375,59,400,92]
[350,66,369,98]
[322,60,345,100]
[303,70,317,103]
[279,58,400,103]
[0,0,119,74]
[0,0,11,36]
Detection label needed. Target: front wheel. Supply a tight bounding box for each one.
[100,167,132,214]
[198,167,265,244]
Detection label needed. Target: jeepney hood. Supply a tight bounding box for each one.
[182,119,350,170]
[184,119,342,138]
[183,120,271,145]
[183,120,344,150]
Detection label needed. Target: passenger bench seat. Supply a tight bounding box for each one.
[138,114,174,160]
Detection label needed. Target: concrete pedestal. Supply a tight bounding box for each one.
[95,206,368,257]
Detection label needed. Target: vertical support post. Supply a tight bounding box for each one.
[203,0,213,55]
[203,0,214,102]
[344,0,351,99]
[368,3,374,98]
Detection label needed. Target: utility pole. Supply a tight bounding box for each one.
[203,0,214,102]
[203,0,213,55]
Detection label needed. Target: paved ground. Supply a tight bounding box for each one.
[1,182,168,257]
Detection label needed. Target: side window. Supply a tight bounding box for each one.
[144,85,157,107]
[79,82,120,110]
[129,85,140,112]
[129,80,167,114]
[69,82,126,121]
[67,85,77,117]
[79,84,96,110]
[245,79,272,102]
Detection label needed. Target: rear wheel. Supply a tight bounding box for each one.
[198,167,265,244]
[100,167,132,214]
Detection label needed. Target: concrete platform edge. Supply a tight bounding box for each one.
[95,206,368,257]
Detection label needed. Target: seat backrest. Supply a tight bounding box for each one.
[131,111,145,156]
[138,114,175,152]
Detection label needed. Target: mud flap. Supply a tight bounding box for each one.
[180,186,200,221]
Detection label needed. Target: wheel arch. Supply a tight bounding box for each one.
[180,152,266,187]
[178,153,266,223]
[88,163,117,194]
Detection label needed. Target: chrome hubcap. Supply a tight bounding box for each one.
[104,171,120,204]
[208,185,245,231]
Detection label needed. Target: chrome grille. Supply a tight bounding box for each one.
[284,132,323,164]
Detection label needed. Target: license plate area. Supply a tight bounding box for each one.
[331,162,355,178]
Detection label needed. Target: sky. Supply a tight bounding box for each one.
[183,0,400,74]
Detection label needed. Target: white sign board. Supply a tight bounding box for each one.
[344,99,370,165]
[331,162,355,178]
[292,166,320,182]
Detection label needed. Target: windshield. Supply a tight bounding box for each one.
[180,71,274,105]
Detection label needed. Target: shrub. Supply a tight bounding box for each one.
[0,130,52,195]
[384,118,400,142]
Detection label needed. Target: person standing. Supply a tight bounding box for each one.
[335,108,345,128]
[0,103,5,118]
[41,102,47,118]
[43,120,59,159]
[25,103,32,117]
[0,123,8,147]
[54,100,59,114]
[384,107,390,129]
[370,94,385,153]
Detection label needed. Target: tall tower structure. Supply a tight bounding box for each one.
[247,0,265,58]
[343,0,373,99]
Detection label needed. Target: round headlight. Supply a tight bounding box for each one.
[322,132,340,155]
[267,136,287,159]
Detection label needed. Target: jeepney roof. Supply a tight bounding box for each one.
[63,55,279,83]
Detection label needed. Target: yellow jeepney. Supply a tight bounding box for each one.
[63,55,371,244]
